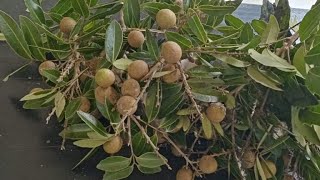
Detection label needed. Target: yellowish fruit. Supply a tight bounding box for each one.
[156,9,176,29]
[206,103,226,123]
[121,79,141,98]
[162,64,181,83]
[94,86,119,105]
[161,41,182,64]
[242,150,256,169]
[59,17,76,34]
[30,88,43,93]
[38,61,56,76]
[95,68,115,88]
[128,30,145,48]
[198,155,218,174]
[128,60,149,80]
[103,135,123,154]
[79,96,91,113]
[261,160,277,179]
[116,96,137,115]
[176,167,193,180]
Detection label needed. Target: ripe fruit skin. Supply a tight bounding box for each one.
[116,96,137,115]
[176,167,193,180]
[198,155,218,174]
[95,86,119,105]
[95,68,115,88]
[242,150,256,169]
[206,103,226,123]
[79,96,91,113]
[161,41,182,64]
[38,61,56,76]
[156,9,176,29]
[162,64,181,83]
[121,79,141,98]
[30,88,43,93]
[59,17,76,34]
[128,30,145,48]
[261,160,277,179]
[128,60,149,80]
[103,135,123,154]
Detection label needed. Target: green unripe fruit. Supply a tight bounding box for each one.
[156,9,176,29]
[95,68,115,88]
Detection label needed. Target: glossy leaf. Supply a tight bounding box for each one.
[105,20,123,62]
[251,19,266,35]
[299,3,320,41]
[146,29,159,61]
[225,14,244,29]
[71,0,89,17]
[187,14,207,43]
[55,91,66,117]
[260,15,279,44]
[165,31,192,49]
[113,58,133,70]
[136,152,167,168]
[89,4,123,21]
[132,132,146,156]
[97,156,131,172]
[103,166,134,180]
[198,5,235,17]
[77,111,111,138]
[306,67,320,96]
[247,66,282,91]
[305,43,320,66]
[24,0,46,24]
[239,23,254,43]
[73,139,106,148]
[123,0,140,28]
[213,54,250,67]
[65,98,81,120]
[145,82,161,123]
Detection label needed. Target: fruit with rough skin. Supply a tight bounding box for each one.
[95,86,119,105]
[206,103,226,123]
[161,41,182,64]
[162,64,181,83]
[30,88,43,93]
[198,155,218,174]
[103,135,123,154]
[176,167,193,180]
[38,61,56,76]
[242,150,256,169]
[121,79,141,98]
[79,96,91,113]
[128,30,145,48]
[95,68,115,88]
[128,60,149,80]
[156,9,176,29]
[59,17,76,34]
[261,160,277,179]
[116,96,137,115]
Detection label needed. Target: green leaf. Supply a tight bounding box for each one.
[97,156,131,172]
[70,17,85,39]
[35,22,66,44]
[105,20,123,62]
[132,132,146,156]
[256,158,267,180]
[103,166,134,180]
[145,82,161,123]
[0,33,5,41]
[247,66,282,91]
[176,107,198,115]
[0,11,32,59]
[77,25,105,42]
[142,2,181,17]
[77,111,111,138]
[65,98,81,120]
[146,29,159,61]
[201,113,213,139]
[187,14,207,43]
[293,45,307,77]
[96,101,121,125]
[158,91,184,119]
[306,67,320,96]
[251,19,266,35]
[137,165,161,174]
[41,69,61,84]
[225,14,244,29]
[136,152,167,168]
[165,31,192,50]
[71,0,89,17]
[113,58,133,70]
[86,0,98,7]
[299,3,320,41]
[198,5,235,17]
[192,92,218,102]
[212,122,224,137]
[51,0,72,15]
[260,15,280,44]
[213,54,250,67]
[55,91,66,117]
[159,114,179,129]
[73,139,106,148]
[59,123,92,140]
[239,23,254,44]
[305,43,320,66]
[89,3,123,21]
[261,136,289,155]
[72,148,97,170]
[20,89,55,101]
[24,0,46,24]
[123,0,140,28]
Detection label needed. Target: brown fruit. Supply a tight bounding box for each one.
[242,150,256,169]
[30,88,43,93]
[59,17,76,34]
[161,41,182,64]
[121,79,141,98]
[94,86,119,105]
[162,64,181,83]
[38,61,56,76]
[176,167,193,180]
[95,68,115,88]
[206,102,226,123]
[128,60,149,80]
[128,30,145,48]
[103,135,123,154]
[156,9,176,29]
[261,160,277,179]
[116,96,137,115]
[198,155,218,174]
[79,96,91,113]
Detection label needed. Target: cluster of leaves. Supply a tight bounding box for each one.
[1,0,320,179]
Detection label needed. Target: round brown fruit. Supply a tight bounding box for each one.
[59,17,76,34]
[116,96,137,115]
[156,9,176,29]
[38,61,56,76]
[128,30,145,48]
[30,88,43,93]
[79,96,91,113]
[206,102,226,123]
[128,60,149,80]
[199,155,218,174]
[95,68,115,88]
[261,160,277,179]
[162,64,181,83]
[121,79,141,98]
[161,41,182,64]
[176,167,193,180]
[242,150,256,169]
[94,86,119,105]
[103,135,123,154]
